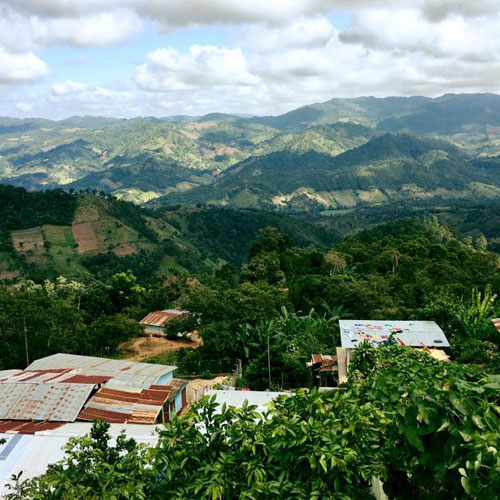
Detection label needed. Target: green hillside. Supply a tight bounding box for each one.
[155,132,500,211]
[0,185,337,282]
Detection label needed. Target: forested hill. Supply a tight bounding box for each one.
[154,132,500,211]
[1,93,500,207]
[0,185,337,282]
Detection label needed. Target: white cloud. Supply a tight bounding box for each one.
[0,1,500,118]
[5,1,500,26]
[237,16,335,53]
[0,48,49,85]
[342,8,500,61]
[136,46,258,92]
[0,6,142,52]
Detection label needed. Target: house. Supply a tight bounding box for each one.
[339,320,450,349]
[27,353,177,385]
[0,354,189,426]
[0,354,193,494]
[308,354,338,388]
[139,308,190,337]
[336,320,450,383]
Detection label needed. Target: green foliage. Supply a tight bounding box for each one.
[0,186,77,231]
[349,345,500,499]
[0,273,154,368]
[6,421,153,499]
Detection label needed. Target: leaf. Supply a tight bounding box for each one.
[450,395,468,416]
[461,476,470,494]
[405,426,425,452]
[472,415,485,430]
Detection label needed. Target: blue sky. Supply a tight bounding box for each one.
[0,1,497,119]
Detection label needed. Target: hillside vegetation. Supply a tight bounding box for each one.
[2,93,500,208]
[157,132,500,211]
[0,186,337,282]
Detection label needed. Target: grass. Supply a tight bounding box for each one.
[41,224,85,275]
[143,350,178,366]
[42,225,76,247]
[157,255,186,275]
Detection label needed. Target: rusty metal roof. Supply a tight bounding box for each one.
[27,354,176,387]
[0,420,65,434]
[0,369,110,385]
[0,383,94,422]
[492,318,500,333]
[140,309,189,327]
[310,354,338,372]
[78,383,172,424]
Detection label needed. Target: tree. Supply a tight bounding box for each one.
[6,421,153,499]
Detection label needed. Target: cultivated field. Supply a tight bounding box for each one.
[72,222,98,254]
[11,228,45,254]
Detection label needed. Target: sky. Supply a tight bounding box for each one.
[0,0,499,119]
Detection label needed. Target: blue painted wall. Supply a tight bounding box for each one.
[156,371,174,385]
[175,389,183,412]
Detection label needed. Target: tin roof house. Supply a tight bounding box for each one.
[0,353,189,429]
[335,320,450,384]
[0,353,191,494]
[139,308,189,337]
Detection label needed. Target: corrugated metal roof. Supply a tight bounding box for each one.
[78,383,172,424]
[492,318,500,333]
[0,370,23,379]
[339,320,450,349]
[27,354,176,387]
[0,383,94,422]
[0,421,65,434]
[140,309,189,327]
[0,369,110,385]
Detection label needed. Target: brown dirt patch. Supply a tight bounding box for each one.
[72,222,98,254]
[113,242,137,257]
[11,228,45,254]
[119,333,202,362]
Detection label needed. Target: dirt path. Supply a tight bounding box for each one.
[119,333,201,362]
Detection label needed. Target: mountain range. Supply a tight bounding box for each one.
[1,93,500,210]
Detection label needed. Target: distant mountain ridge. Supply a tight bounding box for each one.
[1,93,500,208]
[153,132,500,211]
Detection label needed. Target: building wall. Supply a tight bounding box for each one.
[174,389,183,413]
[143,325,165,336]
[156,371,174,385]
